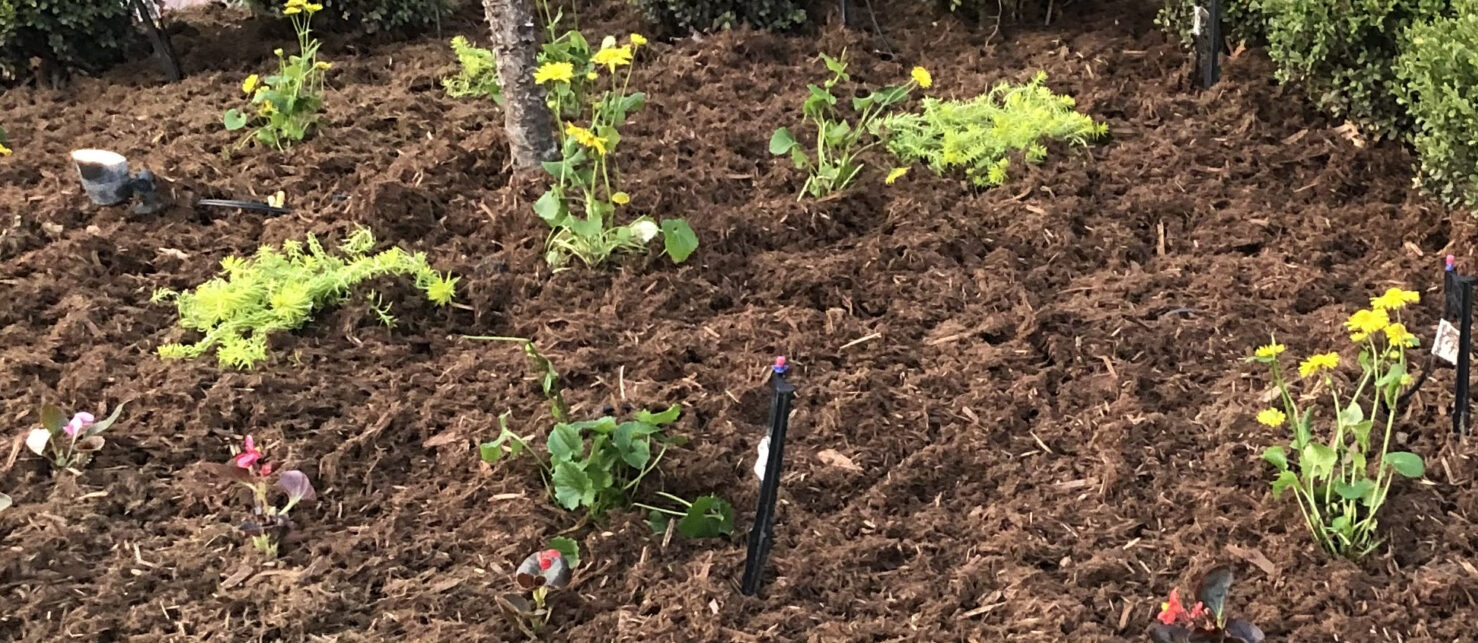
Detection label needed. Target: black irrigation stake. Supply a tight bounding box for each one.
[1445,255,1474,435]
[1194,0,1223,90]
[741,356,796,596]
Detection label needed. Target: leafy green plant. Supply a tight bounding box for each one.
[533,33,698,269]
[638,492,735,539]
[25,403,125,473]
[1396,0,1478,210]
[1155,0,1264,50]
[225,0,332,150]
[443,36,502,104]
[152,227,457,369]
[1259,0,1449,139]
[769,52,931,199]
[632,0,805,33]
[465,336,569,421]
[242,0,444,35]
[0,0,134,86]
[1253,287,1427,559]
[876,71,1107,188]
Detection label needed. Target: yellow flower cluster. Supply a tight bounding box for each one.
[283,0,323,15]
[535,61,575,85]
[592,45,633,72]
[1345,307,1390,342]
[1254,342,1285,359]
[911,66,932,89]
[885,167,909,185]
[1371,288,1420,311]
[1298,352,1339,378]
[243,74,260,95]
[565,123,606,155]
[1256,408,1286,427]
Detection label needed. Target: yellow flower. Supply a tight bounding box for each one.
[591,45,633,71]
[315,61,333,70]
[0,142,11,156]
[1371,287,1420,311]
[258,101,277,116]
[305,2,322,12]
[1384,322,1416,347]
[274,48,285,57]
[1345,308,1389,336]
[885,167,909,185]
[630,33,648,47]
[1350,331,1370,342]
[586,71,598,80]
[564,123,607,155]
[242,74,259,94]
[1254,342,1286,359]
[1298,352,1340,378]
[283,6,301,14]
[1400,374,1413,386]
[534,61,575,85]
[1256,408,1286,428]
[611,191,631,205]
[911,66,932,89]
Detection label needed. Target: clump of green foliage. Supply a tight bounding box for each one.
[1154,0,1264,50]
[0,0,135,85]
[1258,0,1450,140]
[242,0,444,35]
[632,0,805,33]
[443,36,503,104]
[152,228,457,369]
[877,71,1107,187]
[1396,0,1478,210]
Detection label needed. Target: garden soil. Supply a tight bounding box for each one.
[2,0,1476,641]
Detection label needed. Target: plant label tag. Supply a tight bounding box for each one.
[754,435,770,481]
[1433,318,1461,365]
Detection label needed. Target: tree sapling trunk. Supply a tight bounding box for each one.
[483,0,558,171]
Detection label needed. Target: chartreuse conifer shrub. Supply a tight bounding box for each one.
[1395,0,1478,210]
[876,71,1107,187]
[443,35,503,104]
[152,228,457,369]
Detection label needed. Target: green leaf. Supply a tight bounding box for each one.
[769,127,797,155]
[1195,566,1233,624]
[1350,420,1374,451]
[635,404,681,425]
[1337,401,1364,427]
[677,495,735,539]
[612,423,651,470]
[1334,479,1376,502]
[1262,446,1288,471]
[790,147,810,170]
[546,536,580,569]
[39,404,65,433]
[479,415,525,464]
[548,423,584,462]
[82,403,126,438]
[661,219,698,263]
[224,109,248,131]
[647,509,671,533]
[1301,443,1337,478]
[1383,451,1425,478]
[1293,408,1314,449]
[1271,470,1298,499]
[552,461,593,509]
[534,189,565,225]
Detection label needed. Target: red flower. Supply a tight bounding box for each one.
[231,435,262,470]
[1157,589,1208,626]
[536,549,562,571]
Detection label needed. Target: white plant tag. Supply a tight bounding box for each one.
[1433,318,1461,365]
[754,435,770,481]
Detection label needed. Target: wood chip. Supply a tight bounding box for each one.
[1225,543,1278,576]
[816,449,861,471]
[421,431,462,448]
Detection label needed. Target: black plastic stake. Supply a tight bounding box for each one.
[1194,0,1222,90]
[131,0,182,82]
[741,356,795,596]
[1446,256,1474,435]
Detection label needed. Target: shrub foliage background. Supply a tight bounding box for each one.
[0,0,136,84]
[1396,0,1478,209]
[632,0,806,33]
[243,0,446,34]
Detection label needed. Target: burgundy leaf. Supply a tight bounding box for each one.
[276,470,316,503]
[496,593,534,615]
[1195,565,1235,623]
[515,553,545,589]
[239,520,264,537]
[1224,619,1265,643]
[1146,623,1192,643]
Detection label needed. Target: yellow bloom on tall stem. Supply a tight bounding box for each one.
[243,74,260,94]
[564,122,607,155]
[1254,342,1286,359]
[1384,323,1416,347]
[591,45,633,72]
[1344,308,1389,336]
[534,61,575,85]
[1256,408,1286,427]
[1298,352,1340,378]
[1371,287,1420,311]
[314,61,333,70]
[911,66,932,89]
[630,33,648,47]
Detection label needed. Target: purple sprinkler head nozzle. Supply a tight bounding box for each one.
[772,356,789,375]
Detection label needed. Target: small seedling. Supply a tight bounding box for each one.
[465,336,569,421]
[637,491,735,539]
[498,538,579,637]
[1147,566,1265,643]
[204,435,317,558]
[25,403,125,473]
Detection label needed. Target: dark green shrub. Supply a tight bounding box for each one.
[1154,0,1264,50]
[0,0,137,84]
[1396,0,1478,209]
[631,0,805,33]
[1259,0,1451,139]
[244,0,446,35]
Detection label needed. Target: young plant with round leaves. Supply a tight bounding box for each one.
[769,51,930,199]
[1253,287,1427,559]
[203,435,317,558]
[25,403,125,474]
[1147,566,1265,643]
[637,491,735,539]
[224,0,334,150]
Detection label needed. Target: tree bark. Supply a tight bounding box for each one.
[483,0,558,172]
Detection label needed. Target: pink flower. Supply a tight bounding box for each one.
[231,435,262,470]
[63,412,95,437]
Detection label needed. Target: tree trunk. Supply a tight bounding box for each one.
[483,0,558,172]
